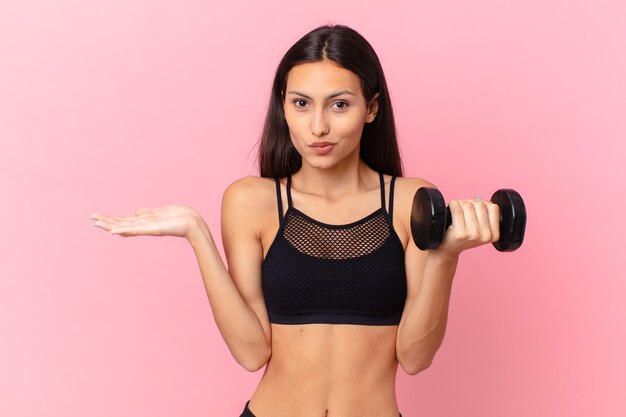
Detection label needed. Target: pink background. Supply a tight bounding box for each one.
[1,0,624,416]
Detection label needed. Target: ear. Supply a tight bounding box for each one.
[365,92,380,123]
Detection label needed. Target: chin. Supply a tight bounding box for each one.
[303,158,338,170]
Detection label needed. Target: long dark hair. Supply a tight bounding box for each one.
[257,24,403,178]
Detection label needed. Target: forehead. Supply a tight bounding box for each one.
[286,61,362,95]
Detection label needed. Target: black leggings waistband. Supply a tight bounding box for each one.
[239,400,403,417]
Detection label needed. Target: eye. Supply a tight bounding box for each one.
[293,99,308,108]
[333,101,349,110]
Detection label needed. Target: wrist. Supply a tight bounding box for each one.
[427,249,460,266]
[186,216,211,247]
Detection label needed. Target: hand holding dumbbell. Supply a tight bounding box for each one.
[411,188,527,252]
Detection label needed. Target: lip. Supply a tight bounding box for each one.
[309,142,336,147]
[309,142,335,155]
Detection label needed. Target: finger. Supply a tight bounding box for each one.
[91,212,139,224]
[472,201,492,243]
[109,224,140,236]
[459,200,479,241]
[92,216,139,232]
[94,218,135,230]
[109,228,136,237]
[487,202,500,243]
[105,213,156,228]
[90,212,115,221]
[448,200,467,235]
[110,214,142,223]
[92,218,124,232]
[112,216,172,236]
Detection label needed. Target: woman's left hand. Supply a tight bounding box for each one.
[435,197,500,258]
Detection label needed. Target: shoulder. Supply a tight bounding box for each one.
[221,176,278,234]
[223,175,275,202]
[393,176,436,195]
[389,176,437,246]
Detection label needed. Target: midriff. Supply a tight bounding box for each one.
[248,322,401,417]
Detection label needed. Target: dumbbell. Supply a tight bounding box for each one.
[411,188,527,252]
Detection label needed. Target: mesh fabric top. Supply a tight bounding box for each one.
[261,172,407,326]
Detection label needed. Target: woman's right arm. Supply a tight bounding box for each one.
[186,176,271,372]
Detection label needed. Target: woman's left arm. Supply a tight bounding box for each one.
[395,249,459,375]
[395,179,500,375]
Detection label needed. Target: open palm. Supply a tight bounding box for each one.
[90,204,201,239]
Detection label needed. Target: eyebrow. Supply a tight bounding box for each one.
[286,89,356,99]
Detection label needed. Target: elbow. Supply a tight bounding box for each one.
[241,360,265,373]
[238,344,271,372]
[400,357,433,375]
[397,345,434,375]
[396,331,444,375]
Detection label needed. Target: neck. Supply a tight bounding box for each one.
[294,153,376,201]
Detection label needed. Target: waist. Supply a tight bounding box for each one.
[251,325,400,416]
[264,322,398,383]
[250,324,398,417]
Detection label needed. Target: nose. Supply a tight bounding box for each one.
[310,109,330,137]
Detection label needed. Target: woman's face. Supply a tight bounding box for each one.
[282,60,378,170]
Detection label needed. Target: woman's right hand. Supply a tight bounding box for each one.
[90,204,204,240]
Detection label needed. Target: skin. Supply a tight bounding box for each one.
[90,60,501,417]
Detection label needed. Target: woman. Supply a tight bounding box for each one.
[91,24,500,417]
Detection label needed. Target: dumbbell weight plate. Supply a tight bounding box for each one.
[490,189,526,252]
[410,187,447,250]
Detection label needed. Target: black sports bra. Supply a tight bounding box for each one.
[261,172,407,326]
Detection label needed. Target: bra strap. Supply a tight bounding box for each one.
[274,177,284,226]
[379,172,386,211]
[389,176,397,224]
[286,174,293,208]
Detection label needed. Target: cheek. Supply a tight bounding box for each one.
[284,118,306,147]
[283,108,304,131]
[333,113,367,137]
[283,118,306,152]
